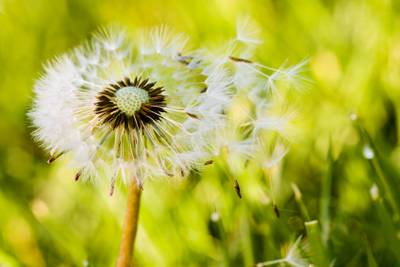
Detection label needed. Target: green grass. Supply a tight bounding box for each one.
[1,0,400,266]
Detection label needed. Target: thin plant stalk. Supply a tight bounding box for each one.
[320,139,334,245]
[116,180,142,267]
[304,220,330,267]
[291,182,311,221]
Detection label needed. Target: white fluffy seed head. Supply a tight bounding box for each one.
[29,23,305,191]
[29,26,231,191]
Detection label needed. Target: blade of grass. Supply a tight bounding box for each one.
[304,220,330,267]
[364,237,378,267]
[353,118,400,220]
[319,138,334,245]
[291,182,310,221]
[371,195,400,262]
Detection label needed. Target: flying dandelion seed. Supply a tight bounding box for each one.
[256,236,310,267]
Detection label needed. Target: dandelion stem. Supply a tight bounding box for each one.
[116,180,142,267]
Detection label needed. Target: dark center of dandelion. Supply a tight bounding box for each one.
[94,77,166,130]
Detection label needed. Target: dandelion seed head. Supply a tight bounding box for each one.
[29,26,229,189]
[29,23,306,190]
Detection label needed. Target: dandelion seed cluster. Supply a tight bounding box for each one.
[29,21,306,192]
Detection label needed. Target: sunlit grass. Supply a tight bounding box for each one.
[1,0,400,266]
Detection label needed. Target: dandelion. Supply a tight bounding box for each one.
[29,21,306,266]
[30,26,227,189]
[29,26,229,267]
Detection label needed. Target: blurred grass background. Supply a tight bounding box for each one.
[1,0,400,266]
